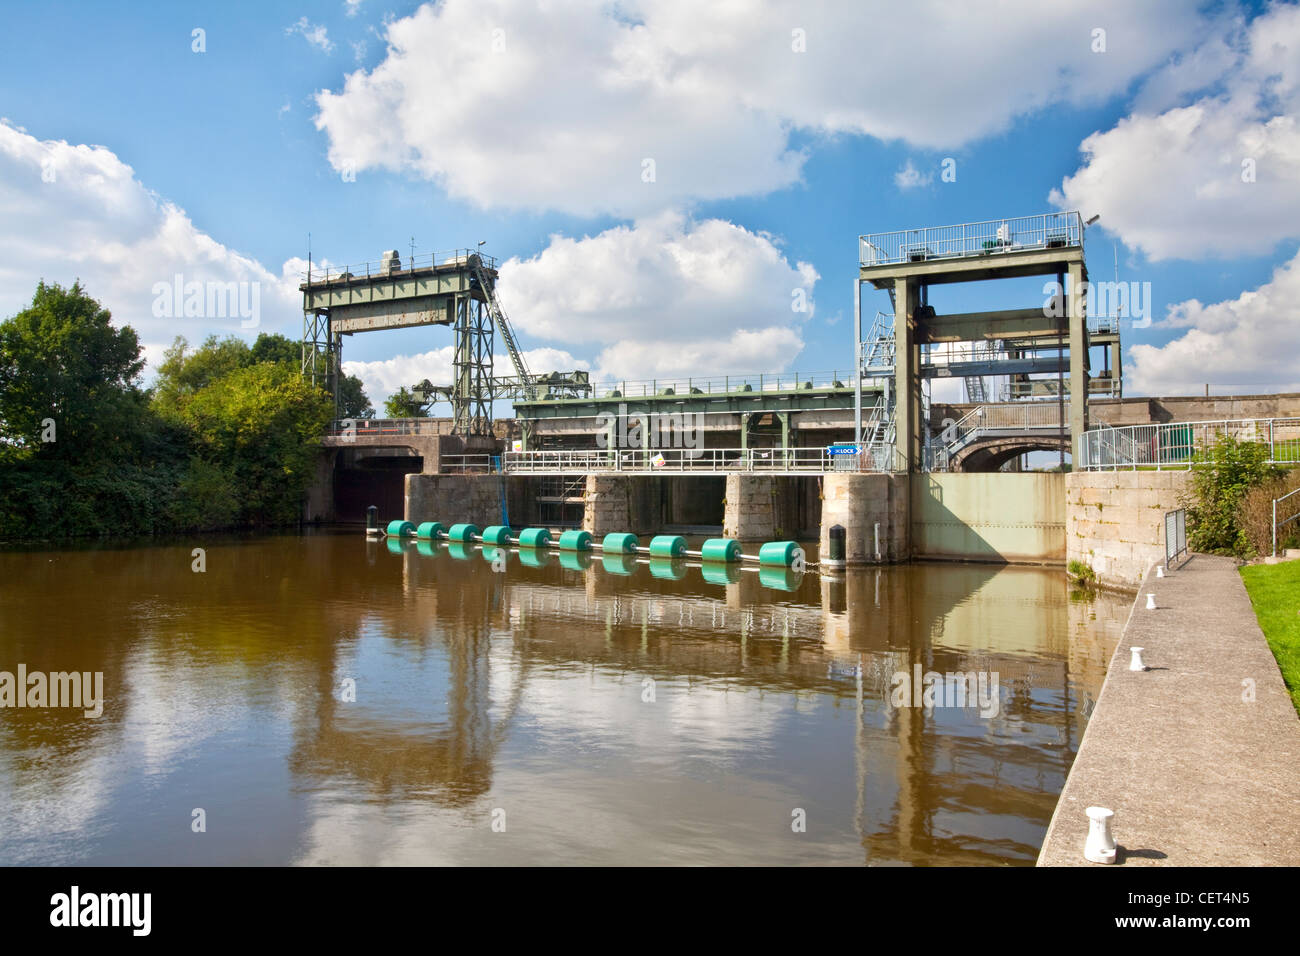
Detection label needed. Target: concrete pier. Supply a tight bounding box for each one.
[1038,555,1300,866]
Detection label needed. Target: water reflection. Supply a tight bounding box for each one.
[0,532,1125,865]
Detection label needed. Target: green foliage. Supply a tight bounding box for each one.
[172,362,333,526]
[1184,436,1283,557]
[338,373,373,420]
[384,385,429,418]
[1067,559,1096,585]
[0,281,148,465]
[0,283,346,540]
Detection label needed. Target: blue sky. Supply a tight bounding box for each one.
[1,0,1297,407]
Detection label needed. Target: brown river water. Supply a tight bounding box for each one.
[0,530,1128,865]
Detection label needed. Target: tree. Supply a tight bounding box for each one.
[152,334,251,417]
[175,362,333,526]
[338,374,374,419]
[249,332,301,367]
[0,281,148,464]
[383,386,429,418]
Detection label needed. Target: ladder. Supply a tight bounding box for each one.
[471,257,535,401]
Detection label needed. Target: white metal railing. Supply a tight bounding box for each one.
[1273,487,1300,557]
[860,211,1083,267]
[1080,418,1300,470]
[303,248,497,284]
[441,454,497,474]
[324,417,454,438]
[504,445,904,474]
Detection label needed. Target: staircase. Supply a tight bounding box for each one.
[471,257,535,400]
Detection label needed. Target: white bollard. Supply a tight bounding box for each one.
[1156,566,1164,578]
[1129,646,1147,671]
[1084,806,1117,864]
[1146,593,1157,610]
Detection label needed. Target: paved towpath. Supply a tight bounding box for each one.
[1038,554,1300,866]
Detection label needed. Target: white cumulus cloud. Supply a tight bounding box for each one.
[1128,246,1300,395]
[1053,3,1300,260]
[496,212,816,381]
[0,121,301,371]
[314,0,1202,216]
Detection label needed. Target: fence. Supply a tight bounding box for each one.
[440,454,497,474]
[860,211,1083,266]
[504,445,904,474]
[1165,509,1188,568]
[1078,418,1300,470]
[1274,488,1300,557]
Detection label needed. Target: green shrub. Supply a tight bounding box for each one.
[1183,436,1283,557]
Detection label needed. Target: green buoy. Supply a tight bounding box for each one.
[648,535,686,558]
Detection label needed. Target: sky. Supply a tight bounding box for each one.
[1,0,1298,412]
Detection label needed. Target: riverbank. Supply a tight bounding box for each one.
[1038,554,1300,866]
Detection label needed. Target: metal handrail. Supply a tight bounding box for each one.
[303,248,498,285]
[503,445,904,474]
[1080,418,1300,471]
[859,211,1083,267]
[1273,487,1300,557]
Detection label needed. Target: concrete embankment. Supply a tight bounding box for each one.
[1038,554,1300,866]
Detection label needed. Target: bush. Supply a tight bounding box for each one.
[1240,468,1300,557]
[1183,436,1283,557]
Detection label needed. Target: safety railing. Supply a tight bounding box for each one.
[440,454,497,474]
[860,211,1083,266]
[504,445,904,474]
[1165,509,1188,567]
[1079,418,1300,470]
[323,418,454,438]
[1273,488,1300,558]
[303,248,497,285]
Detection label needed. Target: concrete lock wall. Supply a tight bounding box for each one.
[910,473,1066,564]
[405,474,509,527]
[1066,470,1192,590]
[819,474,910,564]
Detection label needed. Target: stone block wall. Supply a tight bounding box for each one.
[1066,470,1192,590]
[818,473,909,564]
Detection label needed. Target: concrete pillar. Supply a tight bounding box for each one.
[1110,340,1122,396]
[819,473,908,564]
[1068,262,1089,459]
[724,475,769,541]
[893,277,920,472]
[583,474,631,536]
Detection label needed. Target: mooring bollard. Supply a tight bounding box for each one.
[1084,806,1117,864]
[1129,646,1147,671]
[1156,565,1165,578]
[1146,593,1157,610]
[826,524,846,569]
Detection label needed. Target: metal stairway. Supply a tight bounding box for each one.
[471,256,536,401]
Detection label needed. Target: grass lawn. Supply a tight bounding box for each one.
[1240,561,1300,714]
